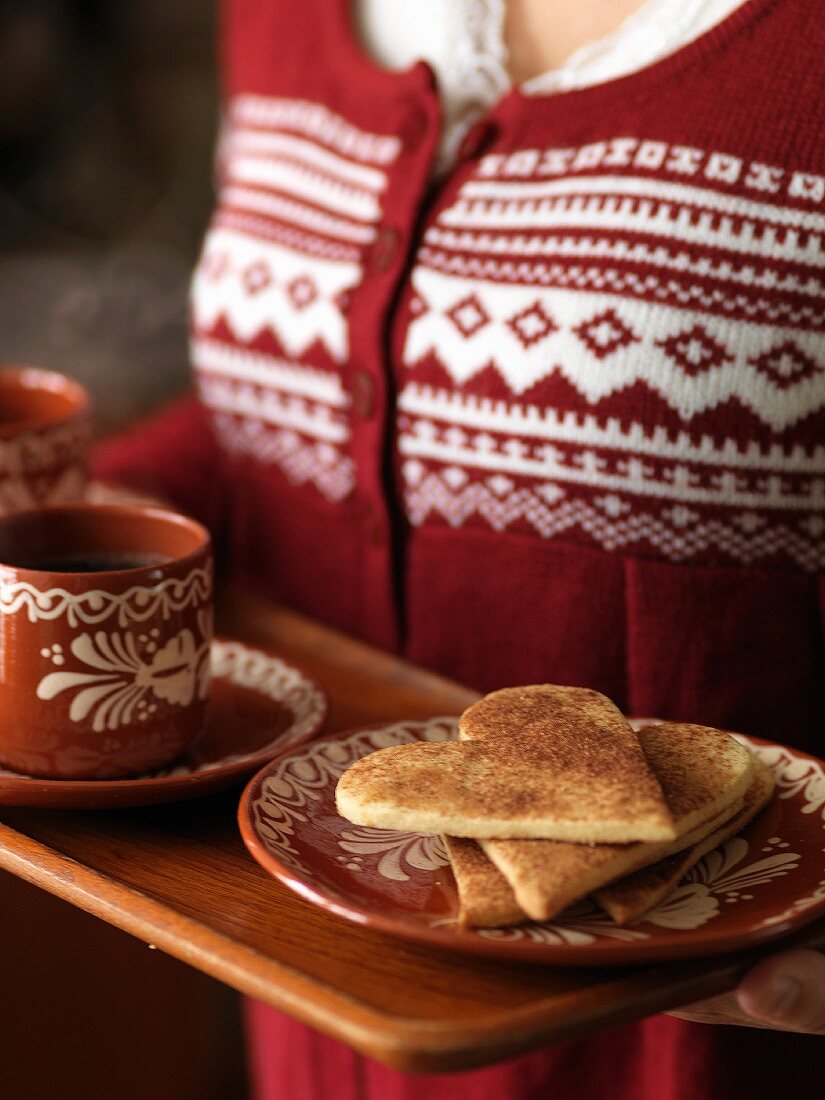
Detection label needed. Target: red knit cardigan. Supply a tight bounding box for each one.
[96,1,825,1097]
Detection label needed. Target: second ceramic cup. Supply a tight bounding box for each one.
[0,504,213,779]
[0,366,91,514]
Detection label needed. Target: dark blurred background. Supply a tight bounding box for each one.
[0,0,218,432]
[0,4,249,1098]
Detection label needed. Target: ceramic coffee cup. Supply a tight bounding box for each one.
[0,366,91,515]
[0,503,213,779]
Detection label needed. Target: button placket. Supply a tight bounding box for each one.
[343,99,440,648]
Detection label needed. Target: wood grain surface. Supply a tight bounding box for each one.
[0,587,823,1073]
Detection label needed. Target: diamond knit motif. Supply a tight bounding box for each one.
[506,301,557,348]
[242,261,273,295]
[574,309,640,359]
[749,342,821,389]
[447,293,491,337]
[657,325,732,375]
[286,275,319,310]
[193,96,403,504]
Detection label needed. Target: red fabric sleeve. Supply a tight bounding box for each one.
[91,395,225,535]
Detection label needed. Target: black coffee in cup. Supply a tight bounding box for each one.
[14,551,171,573]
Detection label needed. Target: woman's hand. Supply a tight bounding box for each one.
[669,949,825,1033]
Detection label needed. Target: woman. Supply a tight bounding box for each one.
[98,0,825,1097]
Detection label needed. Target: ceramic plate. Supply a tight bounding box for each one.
[239,717,825,966]
[0,638,327,808]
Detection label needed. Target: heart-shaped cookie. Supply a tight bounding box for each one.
[474,722,755,922]
[444,835,525,929]
[594,757,775,925]
[335,685,675,843]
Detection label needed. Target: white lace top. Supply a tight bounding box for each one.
[355,0,748,171]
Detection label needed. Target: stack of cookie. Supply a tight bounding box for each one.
[335,686,773,928]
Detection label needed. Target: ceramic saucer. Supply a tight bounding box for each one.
[0,638,327,808]
[239,717,825,967]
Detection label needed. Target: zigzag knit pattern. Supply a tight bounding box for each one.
[398,138,825,568]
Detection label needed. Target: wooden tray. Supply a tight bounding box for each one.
[0,587,822,1073]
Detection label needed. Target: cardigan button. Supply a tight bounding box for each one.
[370,226,399,272]
[350,370,376,418]
[458,118,497,161]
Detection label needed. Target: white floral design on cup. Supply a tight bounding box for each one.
[36,626,211,732]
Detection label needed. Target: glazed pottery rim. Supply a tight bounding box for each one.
[0,365,91,439]
[0,502,211,578]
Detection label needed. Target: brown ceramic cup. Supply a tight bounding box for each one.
[0,504,213,779]
[0,366,92,515]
